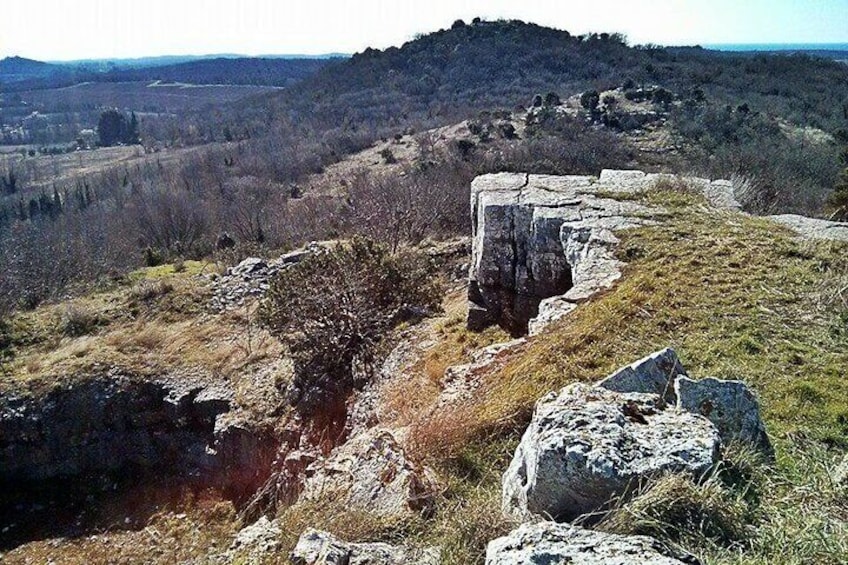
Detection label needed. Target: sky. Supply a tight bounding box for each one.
[2,0,848,61]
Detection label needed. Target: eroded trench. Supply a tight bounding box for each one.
[0,372,278,548]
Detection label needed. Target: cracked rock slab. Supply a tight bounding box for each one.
[769,214,848,242]
[486,522,701,565]
[598,347,687,404]
[468,171,662,335]
[502,383,721,521]
[675,377,773,457]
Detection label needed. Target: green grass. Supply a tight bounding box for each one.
[127,259,210,282]
[5,196,848,563]
[400,192,848,564]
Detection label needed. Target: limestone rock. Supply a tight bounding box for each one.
[467,170,739,336]
[226,516,281,564]
[598,348,687,403]
[675,377,772,456]
[468,172,662,335]
[502,383,721,521]
[299,428,434,519]
[211,241,329,311]
[768,214,848,242]
[290,529,440,565]
[0,370,242,483]
[486,522,701,565]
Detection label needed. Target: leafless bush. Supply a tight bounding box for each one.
[346,160,473,251]
[59,304,102,337]
[129,183,210,259]
[259,237,443,417]
[731,174,776,215]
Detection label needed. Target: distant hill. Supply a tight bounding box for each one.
[54,53,348,72]
[99,57,334,87]
[0,56,333,91]
[257,19,848,134]
[0,56,64,83]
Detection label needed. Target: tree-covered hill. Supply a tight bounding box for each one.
[263,18,848,133]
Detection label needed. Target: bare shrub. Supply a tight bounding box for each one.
[128,280,174,303]
[129,183,210,259]
[346,161,473,251]
[731,173,775,215]
[59,305,102,337]
[259,237,444,417]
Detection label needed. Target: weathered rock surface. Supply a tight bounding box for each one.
[439,338,527,406]
[210,242,327,310]
[291,528,440,565]
[769,214,848,242]
[486,522,701,565]
[675,377,773,456]
[299,428,435,519]
[502,383,721,521]
[598,347,687,403]
[468,170,737,335]
[214,516,282,565]
[0,369,274,488]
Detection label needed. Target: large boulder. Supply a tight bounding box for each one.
[290,529,440,565]
[467,171,738,336]
[502,383,721,521]
[675,377,773,456]
[299,428,435,519]
[598,347,687,403]
[486,522,701,565]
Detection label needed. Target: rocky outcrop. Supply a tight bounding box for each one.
[598,347,687,403]
[486,522,700,565]
[214,516,282,565]
[210,242,327,310]
[0,370,275,489]
[299,428,435,520]
[468,170,737,335]
[675,377,773,457]
[291,528,440,565]
[502,383,721,521]
[769,214,848,242]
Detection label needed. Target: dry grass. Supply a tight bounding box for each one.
[389,191,848,563]
[0,260,281,393]
[380,288,510,431]
[6,191,848,563]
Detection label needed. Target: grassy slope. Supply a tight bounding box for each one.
[4,190,847,563]
[287,190,848,564]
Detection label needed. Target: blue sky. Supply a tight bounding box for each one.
[2,0,847,61]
